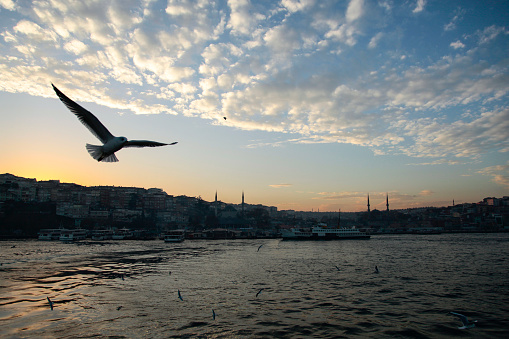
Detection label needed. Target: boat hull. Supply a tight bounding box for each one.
[164,238,185,243]
[282,234,371,240]
[281,226,370,240]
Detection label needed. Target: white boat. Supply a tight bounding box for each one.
[39,228,67,241]
[112,228,133,240]
[91,229,114,240]
[281,223,370,240]
[60,229,88,241]
[163,230,185,243]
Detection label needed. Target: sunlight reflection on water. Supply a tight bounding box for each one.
[1,234,508,338]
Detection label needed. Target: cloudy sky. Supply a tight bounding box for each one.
[0,0,508,211]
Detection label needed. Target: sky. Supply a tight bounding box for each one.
[0,0,508,212]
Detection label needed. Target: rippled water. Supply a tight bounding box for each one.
[1,234,508,338]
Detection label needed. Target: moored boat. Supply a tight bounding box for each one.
[39,228,67,241]
[281,223,370,240]
[91,229,114,240]
[112,228,133,240]
[59,229,88,242]
[163,230,185,243]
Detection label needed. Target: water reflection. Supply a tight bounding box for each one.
[1,235,508,338]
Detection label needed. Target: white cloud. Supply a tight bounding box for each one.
[0,0,507,165]
[264,25,301,55]
[325,23,358,46]
[13,20,57,42]
[269,184,292,188]
[346,0,364,23]
[227,0,261,36]
[444,8,465,32]
[166,0,193,16]
[477,161,509,187]
[412,0,426,14]
[368,32,383,49]
[0,0,16,10]
[64,40,88,55]
[450,40,465,49]
[419,190,434,196]
[281,0,314,13]
[398,108,509,158]
[478,25,507,44]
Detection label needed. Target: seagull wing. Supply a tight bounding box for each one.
[52,84,114,144]
[125,140,178,148]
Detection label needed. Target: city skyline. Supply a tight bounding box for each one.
[0,1,508,212]
[1,172,502,214]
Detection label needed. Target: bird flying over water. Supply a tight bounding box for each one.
[257,244,263,252]
[256,288,264,297]
[47,296,54,310]
[178,289,183,301]
[449,312,477,329]
[52,84,177,162]
[212,309,216,320]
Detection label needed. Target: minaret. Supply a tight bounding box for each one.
[242,190,245,217]
[386,193,389,212]
[215,191,218,217]
[367,193,371,213]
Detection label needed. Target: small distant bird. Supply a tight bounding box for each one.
[117,306,123,311]
[256,288,264,298]
[335,265,340,271]
[374,265,379,273]
[449,312,477,329]
[257,244,263,252]
[178,289,183,301]
[52,84,177,162]
[212,309,216,320]
[223,117,227,120]
[47,297,54,310]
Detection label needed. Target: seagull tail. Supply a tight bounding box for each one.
[86,144,118,162]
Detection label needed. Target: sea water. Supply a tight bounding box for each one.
[1,233,508,338]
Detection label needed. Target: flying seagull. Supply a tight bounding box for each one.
[212,309,216,320]
[257,244,263,252]
[47,296,54,310]
[449,312,477,329]
[52,84,177,162]
[256,288,264,298]
[178,289,184,301]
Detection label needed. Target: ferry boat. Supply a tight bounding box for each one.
[39,228,67,241]
[163,230,185,243]
[112,228,133,240]
[91,229,114,240]
[281,223,370,240]
[59,229,88,242]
